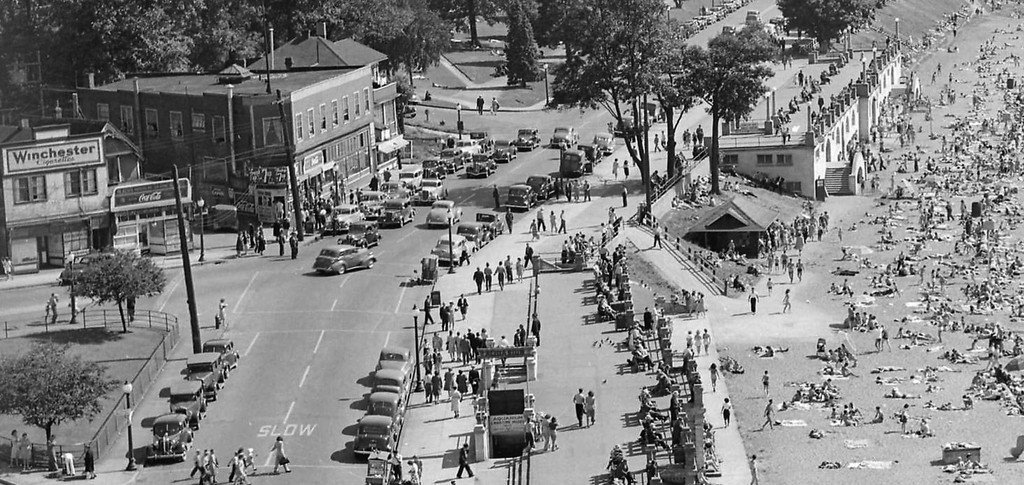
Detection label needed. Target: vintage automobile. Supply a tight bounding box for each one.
[379,198,416,228]
[420,159,447,179]
[146,413,194,462]
[372,368,409,395]
[550,127,579,149]
[430,234,472,265]
[559,149,588,178]
[426,200,463,228]
[380,180,404,196]
[59,252,113,285]
[593,132,615,156]
[526,174,555,199]
[167,381,206,429]
[439,149,468,172]
[456,221,493,249]
[397,166,424,190]
[313,245,376,274]
[415,179,446,205]
[514,128,541,151]
[186,353,225,401]
[469,132,494,152]
[358,191,389,220]
[366,392,405,428]
[202,339,239,370]
[326,204,365,234]
[338,221,381,248]
[453,139,482,156]
[375,346,413,374]
[475,211,505,235]
[492,139,517,163]
[353,415,399,458]
[465,153,497,178]
[505,184,536,211]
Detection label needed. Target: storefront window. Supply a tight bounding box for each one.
[14,176,47,203]
[65,168,98,197]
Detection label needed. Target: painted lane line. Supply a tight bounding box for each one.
[383,331,392,348]
[393,285,408,314]
[299,366,311,388]
[331,299,338,311]
[338,274,351,290]
[233,271,259,313]
[157,277,183,312]
[244,332,260,356]
[283,401,295,424]
[313,330,325,354]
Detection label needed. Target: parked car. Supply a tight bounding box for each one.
[367,392,406,426]
[146,413,194,462]
[380,180,404,196]
[505,184,536,211]
[375,346,413,374]
[466,153,497,178]
[167,381,206,429]
[186,353,225,401]
[514,128,541,151]
[313,245,376,274]
[454,139,482,156]
[379,198,416,228]
[397,166,424,190]
[593,132,615,156]
[559,149,588,178]
[492,140,518,163]
[339,221,381,248]
[439,149,468,172]
[373,368,409,395]
[326,204,365,234]
[202,339,239,370]
[59,252,113,285]
[550,127,579,149]
[457,221,493,249]
[469,132,494,152]
[353,415,399,458]
[430,234,473,265]
[415,179,446,205]
[421,159,447,179]
[526,174,555,199]
[426,200,462,228]
[358,191,389,220]
[475,211,505,236]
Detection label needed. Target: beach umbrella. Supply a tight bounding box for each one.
[1005,357,1024,372]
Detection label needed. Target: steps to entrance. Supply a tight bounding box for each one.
[824,166,853,195]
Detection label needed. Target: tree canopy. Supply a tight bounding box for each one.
[0,343,116,443]
[504,0,540,86]
[777,0,885,49]
[71,250,166,332]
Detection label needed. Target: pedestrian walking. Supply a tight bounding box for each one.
[573,389,586,428]
[515,258,524,282]
[524,244,534,269]
[583,180,591,201]
[621,185,628,207]
[9,430,18,468]
[652,225,663,249]
[547,416,559,450]
[18,433,29,471]
[476,95,485,115]
[483,263,493,291]
[236,232,245,257]
[766,277,773,295]
[709,363,719,392]
[882,325,892,351]
[505,209,514,233]
[47,293,59,325]
[504,255,513,283]
[288,232,299,259]
[444,368,454,399]
[702,329,711,355]
[558,211,567,234]
[490,97,499,115]
[585,391,596,427]
[536,208,547,232]
[451,389,462,417]
[424,372,434,403]
[458,295,468,320]
[760,399,775,430]
[750,455,760,485]
[492,185,501,210]
[422,296,436,325]
[623,163,630,178]
[531,313,541,346]
[549,210,557,235]
[456,443,474,478]
[748,289,759,315]
[497,263,506,290]
[270,436,291,473]
[83,445,95,479]
[473,267,484,295]
[721,397,732,427]
[653,133,660,151]
[216,298,228,329]
[782,289,791,313]
[189,449,203,479]
[206,449,220,484]
[612,159,619,179]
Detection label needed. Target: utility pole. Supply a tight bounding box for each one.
[275,90,304,240]
[172,167,202,354]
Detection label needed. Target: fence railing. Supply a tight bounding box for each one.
[4,308,177,339]
[0,309,179,471]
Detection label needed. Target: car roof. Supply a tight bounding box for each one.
[362,191,385,196]
[359,415,395,427]
[432,200,454,207]
[563,149,584,156]
[457,222,482,230]
[369,392,401,403]
[595,132,613,138]
[330,244,359,251]
[437,234,467,244]
[509,184,531,190]
[348,221,377,229]
[554,126,571,131]
[384,198,410,206]
[153,413,189,425]
[187,352,222,365]
[169,381,203,395]
[203,339,232,347]
[334,204,360,210]
[399,167,422,173]
[375,368,407,379]
[527,175,551,181]
[380,346,410,356]
[518,128,537,132]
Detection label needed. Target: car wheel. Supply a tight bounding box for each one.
[223,368,230,380]
[367,258,376,269]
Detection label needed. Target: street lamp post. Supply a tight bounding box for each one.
[69,260,77,325]
[456,103,463,140]
[447,209,455,274]
[860,53,867,80]
[411,314,424,392]
[196,198,206,262]
[542,64,550,107]
[895,18,900,49]
[122,381,137,471]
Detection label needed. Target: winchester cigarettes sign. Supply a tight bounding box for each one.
[3,140,103,174]
[110,179,192,212]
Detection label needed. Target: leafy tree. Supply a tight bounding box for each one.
[386,0,451,85]
[673,26,778,194]
[429,0,535,47]
[552,0,680,210]
[0,343,117,445]
[188,0,264,70]
[72,250,167,333]
[504,0,540,86]
[395,77,414,132]
[776,0,884,51]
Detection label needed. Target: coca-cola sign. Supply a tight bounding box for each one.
[111,179,191,212]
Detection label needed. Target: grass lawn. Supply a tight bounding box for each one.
[0,327,167,456]
[852,0,971,50]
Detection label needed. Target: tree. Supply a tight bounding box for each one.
[429,0,535,47]
[776,0,884,51]
[674,25,778,194]
[0,343,116,446]
[188,0,264,70]
[504,0,540,86]
[72,250,167,332]
[553,0,680,211]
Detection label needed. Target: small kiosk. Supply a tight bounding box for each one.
[365,450,394,485]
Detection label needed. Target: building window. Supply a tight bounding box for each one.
[354,92,361,118]
[14,175,47,204]
[191,113,206,132]
[775,154,793,166]
[364,88,371,113]
[145,108,159,137]
[169,111,184,139]
[722,154,739,166]
[120,106,134,134]
[97,103,110,121]
[756,154,773,165]
[332,100,339,126]
[320,104,327,131]
[212,116,226,143]
[359,132,365,147]
[64,168,98,198]
[343,96,350,122]
[307,108,315,138]
[295,113,304,140]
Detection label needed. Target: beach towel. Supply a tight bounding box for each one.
[847,460,893,470]
[844,439,871,449]
[779,419,808,427]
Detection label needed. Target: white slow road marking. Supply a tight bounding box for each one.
[283,401,295,424]
[233,271,259,313]
[313,330,325,354]
[244,332,260,356]
[299,366,311,388]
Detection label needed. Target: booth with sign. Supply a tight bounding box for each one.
[487,389,527,458]
[110,179,192,255]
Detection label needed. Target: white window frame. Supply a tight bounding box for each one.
[14,175,47,204]
[169,111,184,139]
[191,113,206,132]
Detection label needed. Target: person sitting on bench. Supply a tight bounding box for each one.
[629,346,655,371]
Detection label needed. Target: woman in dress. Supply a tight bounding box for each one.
[270,436,290,474]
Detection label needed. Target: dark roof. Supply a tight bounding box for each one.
[218,64,253,77]
[690,197,780,233]
[0,119,134,147]
[0,125,31,145]
[248,36,387,71]
[89,69,355,97]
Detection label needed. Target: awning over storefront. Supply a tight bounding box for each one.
[376,135,409,154]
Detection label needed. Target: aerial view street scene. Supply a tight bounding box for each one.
[3,0,1024,484]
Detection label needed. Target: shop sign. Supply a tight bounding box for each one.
[489,414,525,434]
[110,179,191,212]
[304,151,324,175]
[249,166,289,185]
[3,139,102,174]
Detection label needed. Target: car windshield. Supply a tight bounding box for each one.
[319,249,340,258]
[349,224,371,233]
[432,201,454,209]
[335,207,357,215]
[456,141,476,147]
[517,130,534,137]
[203,344,226,353]
[554,128,569,136]
[509,189,528,197]
[380,352,406,362]
[422,180,442,188]
[440,149,461,157]
[360,194,382,202]
[188,363,214,373]
[456,226,477,236]
[154,422,184,437]
[435,240,453,249]
[384,201,405,209]
[370,402,396,415]
[527,177,546,185]
[170,393,197,404]
[359,425,388,436]
[399,172,418,179]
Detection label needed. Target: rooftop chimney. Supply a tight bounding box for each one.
[20,118,30,128]
[85,72,95,88]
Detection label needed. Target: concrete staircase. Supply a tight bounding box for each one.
[825,166,853,195]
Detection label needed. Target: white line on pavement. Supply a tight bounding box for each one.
[313,330,325,354]
[338,274,351,290]
[157,277,183,312]
[383,331,391,348]
[299,366,310,388]
[244,332,260,356]
[233,271,259,313]
[283,401,295,424]
[331,299,338,311]
[393,285,407,314]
